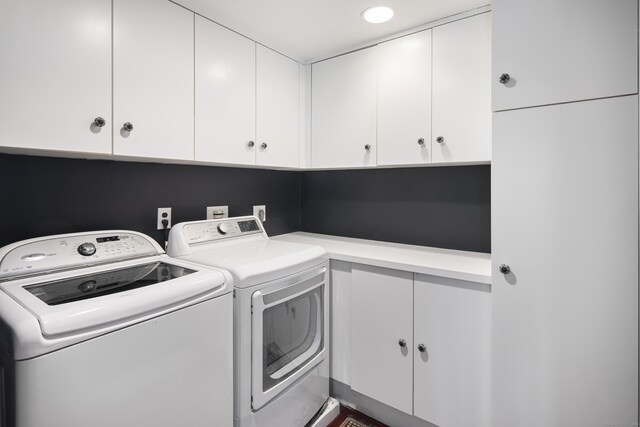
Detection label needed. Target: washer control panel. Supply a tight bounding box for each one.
[0,232,161,280]
[183,218,263,245]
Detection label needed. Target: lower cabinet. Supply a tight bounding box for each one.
[342,262,492,426]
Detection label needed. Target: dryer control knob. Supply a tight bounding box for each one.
[217,223,230,235]
[77,242,97,256]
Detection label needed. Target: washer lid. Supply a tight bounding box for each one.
[180,239,328,288]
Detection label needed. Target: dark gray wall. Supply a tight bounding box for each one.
[0,154,300,247]
[300,166,491,253]
[0,154,490,253]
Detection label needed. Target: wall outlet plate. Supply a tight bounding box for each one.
[157,207,172,230]
[253,205,266,222]
[206,206,229,220]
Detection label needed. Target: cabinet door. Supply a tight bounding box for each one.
[492,0,637,111]
[432,13,491,164]
[493,96,638,427]
[114,0,194,161]
[195,16,256,165]
[0,0,111,154]
[256,45,299,168]
[312,48,377,168]
[350,264,413,414]
[377,31,432,166]
[413,275,492,427]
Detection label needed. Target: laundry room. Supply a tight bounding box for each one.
[0,1,637,427]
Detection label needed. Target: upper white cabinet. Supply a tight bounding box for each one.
[493,96,638,427]
[256,45,300,168]
[413,274,492,427]
[113,0,194,161]
[0,0,112,154]
[492,0,638,111]
[195,16,256,165]
[312,48,378,169]
[377,31,432,166]
[432,13,491,163]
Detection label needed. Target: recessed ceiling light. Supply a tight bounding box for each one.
[361,6,394,24]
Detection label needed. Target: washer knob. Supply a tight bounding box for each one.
[77,242,97,256]
[217,223,230,235]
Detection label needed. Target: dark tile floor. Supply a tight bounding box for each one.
[326,405,388,427]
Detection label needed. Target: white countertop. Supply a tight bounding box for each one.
[272,232,492,285]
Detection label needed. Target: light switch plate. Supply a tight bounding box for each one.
[253,205,266,222]
[207,206,229,220]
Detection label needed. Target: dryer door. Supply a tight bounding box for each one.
[251,265,327,410]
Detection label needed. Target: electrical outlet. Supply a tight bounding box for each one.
[157,207,172,230]
[206,206,229,220]
[253,205,266,222]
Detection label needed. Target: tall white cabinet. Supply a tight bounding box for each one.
[492,0,637,111]
[195,16,256,165]
[0,0,112,154]
[432,13,491,163]
[113,0,194,161]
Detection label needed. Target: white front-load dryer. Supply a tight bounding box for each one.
[167,217,330,427]
[0,230,234,427]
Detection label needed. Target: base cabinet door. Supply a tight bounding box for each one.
[113,0,194,161]
[0,0,112,154]
[432,12,491,164]
[413,275,492,427]
[256,45,299,168]
[350,264,413,414]
[493,96,638,427]
[311,48,378,168]
[195,16,256,165]
[492,0,637,111]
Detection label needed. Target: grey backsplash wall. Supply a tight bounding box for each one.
[0,154,490,253]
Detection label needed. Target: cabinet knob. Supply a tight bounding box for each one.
[418,344,427,353]
[122,122,133,132]
[261,142,268,149]
[247,140,255,148]
[364,144,371,152]
[417,138,425,146]
[499,73,511,85]
[499,264,511,275]
[398,339,407,348]
[93,117,106,128]
[436,136,444,144]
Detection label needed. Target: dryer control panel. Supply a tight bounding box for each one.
[0,231,162,281]
[182,218,264,245]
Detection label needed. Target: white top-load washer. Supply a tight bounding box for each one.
[0,230,233,427]
[167,216,330,427]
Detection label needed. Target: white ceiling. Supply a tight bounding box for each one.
[174,0,490,63]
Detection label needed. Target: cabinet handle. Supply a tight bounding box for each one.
[261,142,268,149]
[364,144,371,152]
[93,117,106,128]
[417,138,425,146]
[398,339,407,348]
[436,136,444,144]
[499,264,511,275]
[247,141,255,148]
[122,122,134,132]
[499,73,511,85]
[418,344,427,353]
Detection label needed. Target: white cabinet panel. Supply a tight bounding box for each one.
[432,13,491,163]
[0,0,111,154]
[492,0,637,111]
[195,16,256,165]
[256,45,299,168]
[377,31,432,166]
[113,0,194,161]
[413,275,492,427]
[350,264,413,414]
[329,260,352,386]
[312,48,378,168]
[492,96,638,427]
